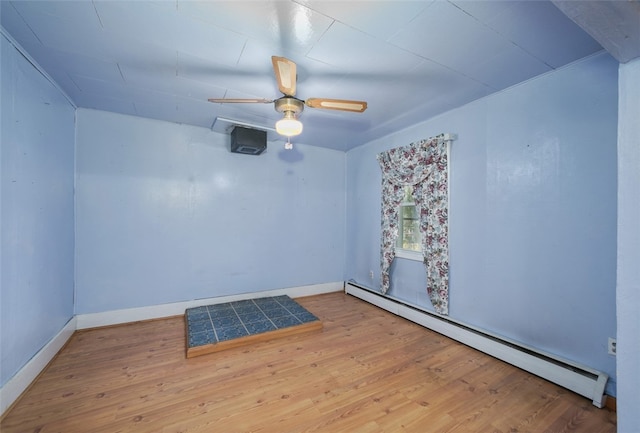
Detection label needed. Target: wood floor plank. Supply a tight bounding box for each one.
[1,292,616,433]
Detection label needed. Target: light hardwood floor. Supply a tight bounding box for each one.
[1,292,616,433]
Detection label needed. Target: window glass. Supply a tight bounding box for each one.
[397,185,422,253]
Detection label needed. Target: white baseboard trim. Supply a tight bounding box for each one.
[0,282,342,417]
[76,282,343,330]
[0,316,77,416]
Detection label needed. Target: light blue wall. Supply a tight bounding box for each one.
[346,52,619,395]
[0,35,76,387]
[616,57,640,432]
[74,109,345,314]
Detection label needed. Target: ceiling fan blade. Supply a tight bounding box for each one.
[208,98,273,104]
[271,56,297,96]
[305,98,367,113]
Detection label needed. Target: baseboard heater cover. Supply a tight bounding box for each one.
[344,282,608,408]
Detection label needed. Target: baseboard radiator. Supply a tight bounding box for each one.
[344,282,608,408]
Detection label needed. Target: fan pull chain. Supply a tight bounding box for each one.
[285,137,293,150]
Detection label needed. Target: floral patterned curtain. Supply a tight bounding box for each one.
[377,134,449,315]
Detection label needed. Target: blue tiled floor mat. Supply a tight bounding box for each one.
[185,295,322,357]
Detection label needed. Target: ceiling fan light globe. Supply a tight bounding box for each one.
[275,118,303,137]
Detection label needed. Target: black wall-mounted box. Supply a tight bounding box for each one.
[230,126,267,155]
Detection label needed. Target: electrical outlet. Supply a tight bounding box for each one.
[608,337,617,356]
[369,270,374,280]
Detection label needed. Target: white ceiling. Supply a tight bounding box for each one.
[1,1,608,151]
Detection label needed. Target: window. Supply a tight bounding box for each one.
[377,134,451,314]
[396,185,422,261]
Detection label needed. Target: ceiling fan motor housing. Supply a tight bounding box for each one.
[275,97,304,116]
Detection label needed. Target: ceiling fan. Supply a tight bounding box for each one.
[208,56,368,137]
